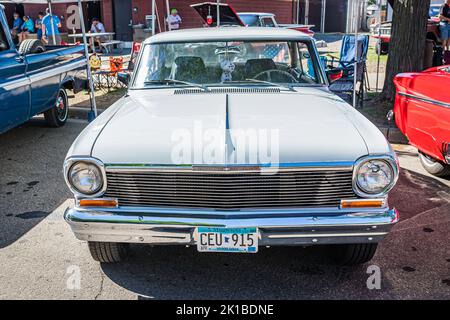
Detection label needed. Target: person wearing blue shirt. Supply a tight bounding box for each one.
[35,12,45,41]
[10,12,22,42]
[42,8,62,45]
[19,16,34,43]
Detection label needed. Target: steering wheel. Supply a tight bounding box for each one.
[253,69,298,83]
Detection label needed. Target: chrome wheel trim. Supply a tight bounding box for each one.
[56,90,68,122]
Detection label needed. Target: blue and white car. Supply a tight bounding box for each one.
[64,27,399,265]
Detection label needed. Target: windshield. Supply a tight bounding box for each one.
[132,40,325,89]
[238,14,261,26]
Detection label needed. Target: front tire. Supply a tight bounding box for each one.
[44,88,68,127]
[419,152,450,177]
[88,242,129,263]
[333,243,378,266]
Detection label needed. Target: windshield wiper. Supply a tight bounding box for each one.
[242,78,296,92]
[144,79,210,91]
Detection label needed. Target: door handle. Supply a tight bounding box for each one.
[15,56,25,63]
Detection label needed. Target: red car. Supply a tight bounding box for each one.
[394,66,450,177]
[371,19,440,55]
[371,1,441,55]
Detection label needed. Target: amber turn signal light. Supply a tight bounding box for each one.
[340,199,385,209]
[78,198,118,208]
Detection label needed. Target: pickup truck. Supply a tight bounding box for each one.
[371,4,441,55]
[0,4,87,134]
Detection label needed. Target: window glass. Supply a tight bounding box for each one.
[133,40,325,88]
[261,17,275,27]
[238,15,261,27]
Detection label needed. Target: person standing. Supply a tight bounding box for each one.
[35,12,44,41]
[42,8,62,45]
[439,0,450,52]
[167,8,182,31]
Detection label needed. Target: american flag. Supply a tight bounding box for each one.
[262,44,287,62]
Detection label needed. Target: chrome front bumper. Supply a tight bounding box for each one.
[64,206,398,246]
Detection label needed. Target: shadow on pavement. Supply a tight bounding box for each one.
[389,168,450,221]
[101,245,372,300]
[0,117,84,248]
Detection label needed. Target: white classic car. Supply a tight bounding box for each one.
[64,27,399,265]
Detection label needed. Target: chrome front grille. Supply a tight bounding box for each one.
[174,88,281,95]
[104,168,357,210]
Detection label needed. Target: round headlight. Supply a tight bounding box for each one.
[355,159,395,195]
[68,162,103,195]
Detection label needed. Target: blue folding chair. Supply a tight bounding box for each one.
[327,35,370,107]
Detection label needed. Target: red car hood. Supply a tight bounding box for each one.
[191,2,245,27]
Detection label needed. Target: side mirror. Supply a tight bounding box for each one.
[118,72,130,86]
[326,68,343,83]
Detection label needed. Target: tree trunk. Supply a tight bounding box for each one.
[380,0,430,101]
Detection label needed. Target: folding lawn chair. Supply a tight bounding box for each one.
[327,35,370,108]
[92,56,125,92]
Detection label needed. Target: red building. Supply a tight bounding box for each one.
[5,0,295,39]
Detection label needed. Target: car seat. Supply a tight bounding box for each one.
[244,58,276,79]
[171,56,206,82]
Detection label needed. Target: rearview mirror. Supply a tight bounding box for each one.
[326,68,343,83]
[118,72,130,86]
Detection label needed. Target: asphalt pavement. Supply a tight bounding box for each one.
[0,114,449,300]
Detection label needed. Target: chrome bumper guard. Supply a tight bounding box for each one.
[64,206,398,246]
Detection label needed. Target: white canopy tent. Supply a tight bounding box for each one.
[1,0,99,118]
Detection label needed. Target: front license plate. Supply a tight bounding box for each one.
[197,227,258,253]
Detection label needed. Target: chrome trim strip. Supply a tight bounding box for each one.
[397,92,450,109]
[0,60,86,91]
[73,204,389,216]
[105,161,355,173]
[64,157,108,199]
[64,207,398,245]
[267,232,387,239]
[28,59,87,83]
[0,77,31,90]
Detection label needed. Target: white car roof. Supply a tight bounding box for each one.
[145,27,311,44]
[238,12,275,16]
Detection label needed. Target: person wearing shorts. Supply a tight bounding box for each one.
[42,8,62,45]
[439,0,450,51]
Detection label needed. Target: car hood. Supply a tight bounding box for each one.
[191,2,244,26]
[91,88,370,165]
